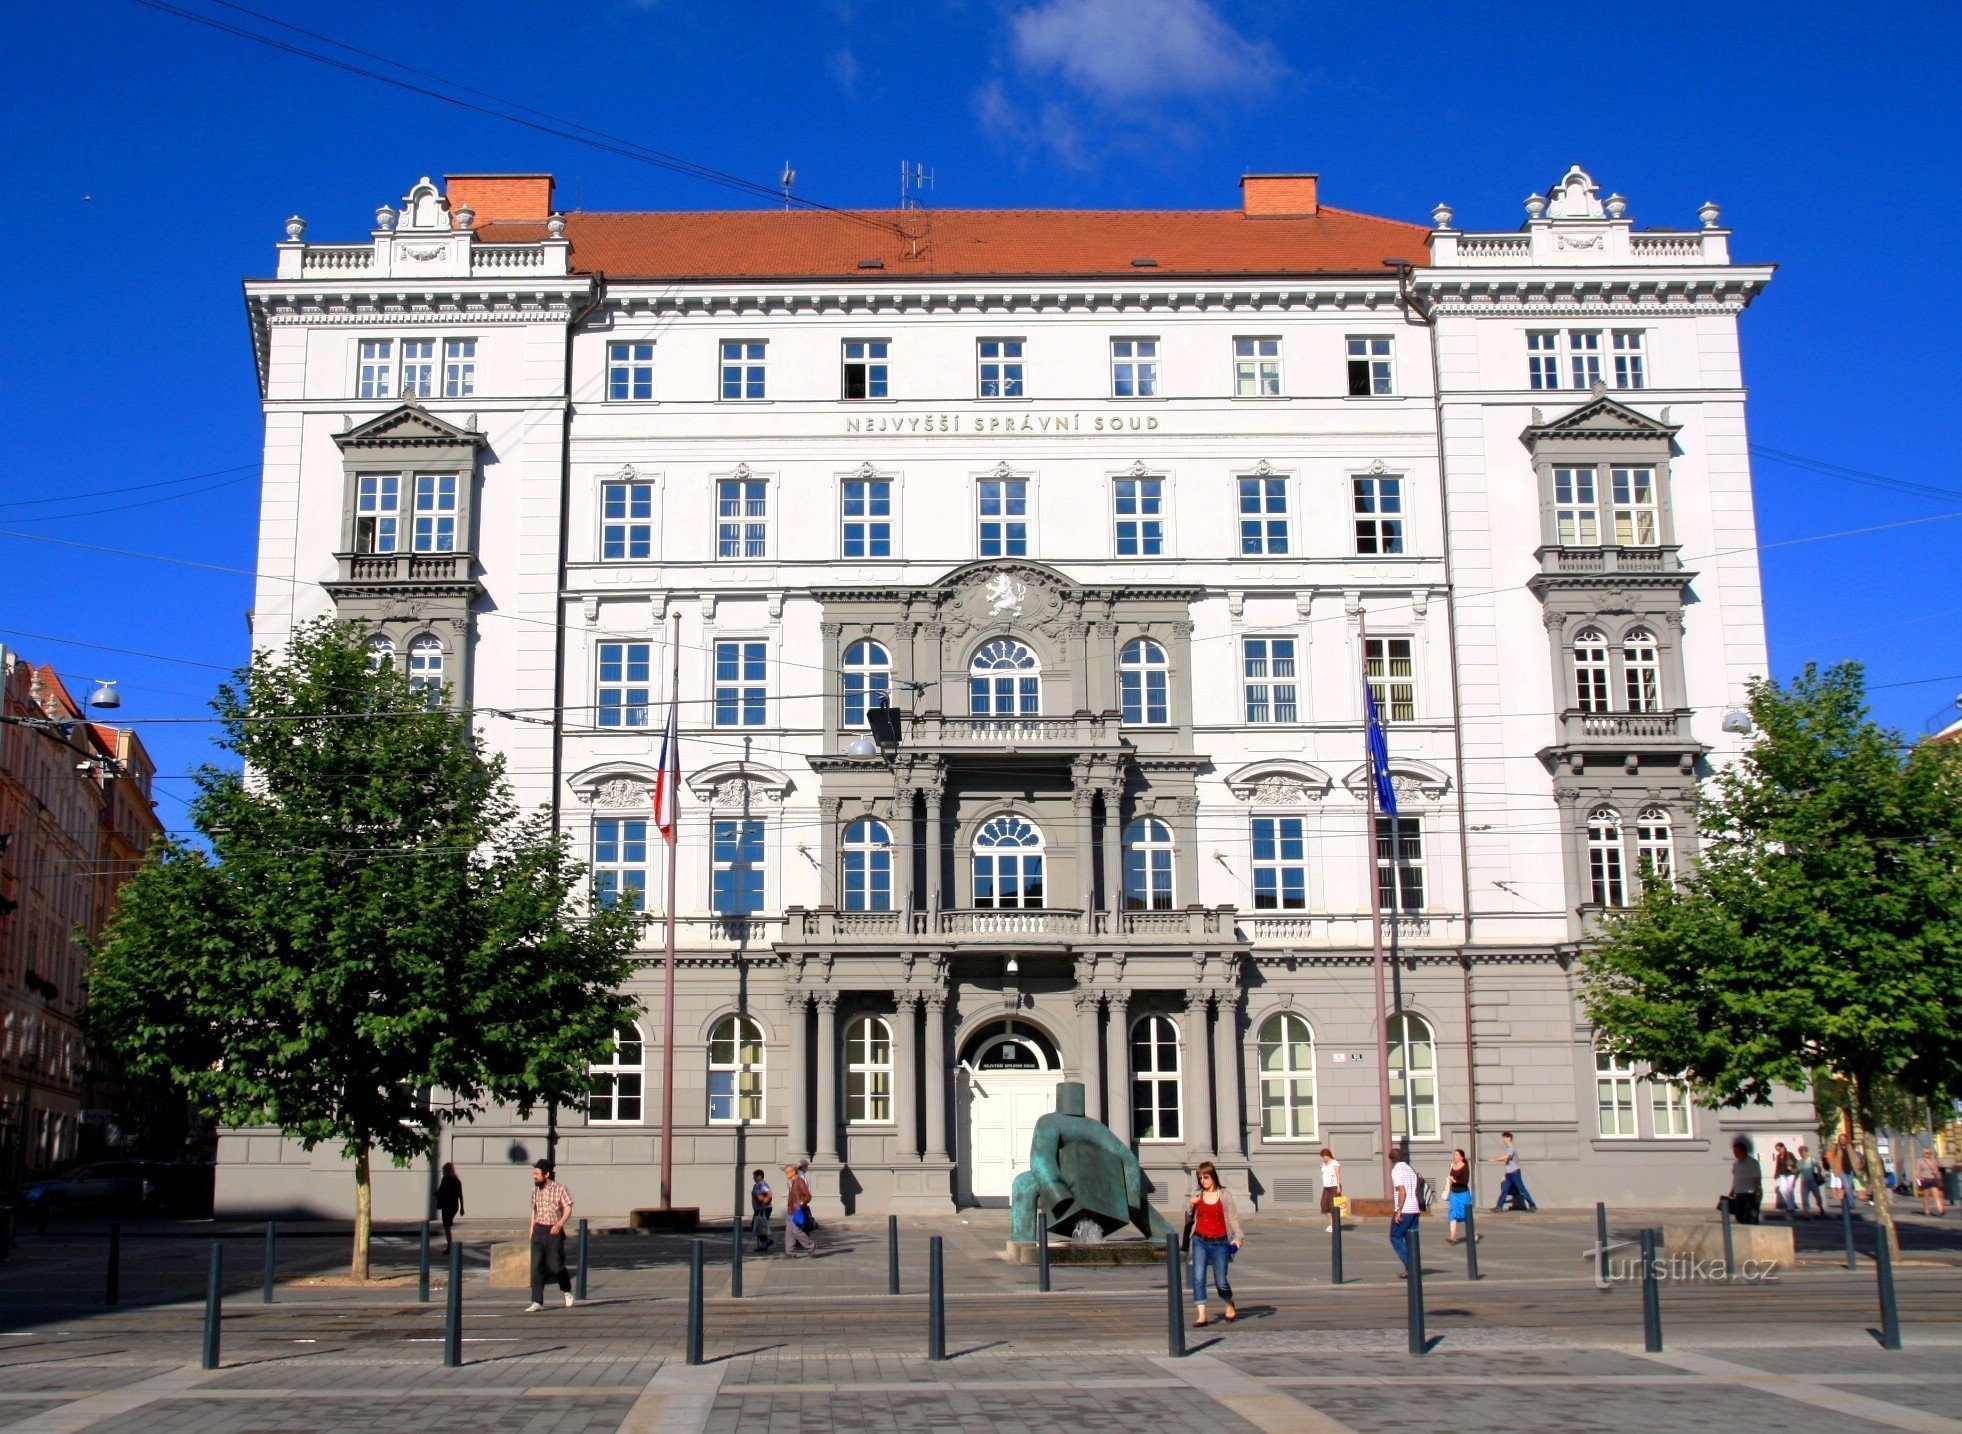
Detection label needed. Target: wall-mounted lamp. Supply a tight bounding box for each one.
[1721,707,1754,735]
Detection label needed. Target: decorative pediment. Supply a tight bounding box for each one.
[686,761,793,810]
[1340,759,1452,807]
[1521,393,1678,445]
[568,761,658,809]
[1225,760,1333,806]
[932,559,1077,644]
[334,403,489,451]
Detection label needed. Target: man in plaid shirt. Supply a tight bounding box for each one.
[525,1159,576,1311]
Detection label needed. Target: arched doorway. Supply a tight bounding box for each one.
[957,1018,1062,1205]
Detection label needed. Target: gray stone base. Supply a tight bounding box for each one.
[1662,1220,1796,1267]
[489,1240,529,1288]
[1003,1239,1166,1266]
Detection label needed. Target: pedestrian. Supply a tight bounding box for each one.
[1915,1148,1946,1217]
[1319,1147,1343,1233]
[1721,1138,1762,1225]
[796,1159,819,1234]
[783,1162,815,1257]
[1771,1142,1798,1215]
[435,1161,464,1251]
[1187,1160,1244,1327]
[1795,1144,1824,1217]
[524,1159,575,1311]
[749,1168,774,1251]
[1389,1145,1422,1277]
[1487,1131,1536,1212]
[1445,1148,1476,1244]
[1833,1135,1859,1211]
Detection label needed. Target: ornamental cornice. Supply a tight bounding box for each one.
[597,283,1403,320]
[1416,272,1769,317]
[258,298,581,326]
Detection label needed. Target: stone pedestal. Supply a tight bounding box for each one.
[1003,1240,1164,1266]
[1662,1221,1795,1268]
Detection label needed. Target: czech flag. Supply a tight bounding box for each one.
[653,696,679,844]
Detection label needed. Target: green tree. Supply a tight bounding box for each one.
[1578,663,1962,1250]
[89,621,642,1278]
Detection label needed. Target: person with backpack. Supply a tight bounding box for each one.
[749,1168,774,1252]
[1389,1146,1422,1278]
[782,1162,815,1257]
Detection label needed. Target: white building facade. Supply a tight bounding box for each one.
[228,166,1812,1221]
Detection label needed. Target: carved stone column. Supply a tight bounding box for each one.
[1104,990,1133,1145]
[1071,782,1097,914]
[1074,989,1104,1122]
[924,776,947,914]
[784,990,810,1161]
[1212,986,1243,1160]
[817,796,843,909]
[1098,787,1123,915]
[923,992,950,1162]
[892,991,920,1160]
[891,785,917,914]
[813,992,841,1163]
[1184,990,1215,1158]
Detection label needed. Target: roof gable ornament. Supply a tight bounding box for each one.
[1544,165,1606,221]
[1521,392,1680,443]
[333,402,489,451]
[399,177,452,233]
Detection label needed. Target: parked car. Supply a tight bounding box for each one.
[19,1161,210,1217]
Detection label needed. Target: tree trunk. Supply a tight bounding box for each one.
[1851,1069,1900,1258]
[352,1145,373,1282]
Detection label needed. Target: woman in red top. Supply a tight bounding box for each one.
[1187,1160,1246,1326]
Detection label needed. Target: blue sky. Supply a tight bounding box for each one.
[3,0,1958,827]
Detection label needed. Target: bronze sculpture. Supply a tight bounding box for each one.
[1010,1081,1172,1244]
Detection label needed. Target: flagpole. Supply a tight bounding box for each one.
[1361,618,1396,1202]
[659,609,680,1211]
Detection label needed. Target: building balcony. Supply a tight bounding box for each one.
[780,904,1241,947]
[1529,546,1692,597]
[1542,708,1704,776]
[1241,913,1437,945]
[897,712,1123,754]
[326,551,482,597]
[1557,709,1694,744]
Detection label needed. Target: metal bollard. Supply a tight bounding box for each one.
[888,1214,900,1296]
[686,1240,705,1366]
[1330,1205,1344,1286]
[1719,1203,1735,1279]
[1036,1199,1050,1293]
[1842,1187,1858,1270]
[443,1240,462,1367]
[1405,1223,1427,1355]
[1873,1227,1902,1351]
[728,1216,740,1301]
[1640,1229,1663,1352]
[1463,1204,1480,1281]
[416,1221,429,1303]
[1164,1230,1185,1358]
[1596,1202,1611,1290]
[577,1219,590,1302]
[106,1222,121,1307]
[927,1235,946,1361]
[201,1242,223,1371]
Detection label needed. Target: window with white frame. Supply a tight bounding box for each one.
[1568,329,1603,388]
[1375,815,1425,913]
[711,819,765,914]
[593,816,648,911]
[601,479,654,561]
[1573,628,1611,712]
[596,641,652,727]
[1118,637,1169,725]
[1353,474,1405,555]
[1588,807,1626,907]
[357,339,395,399]
[1595,1045,1638,1137]
[716,477,768,558]
[1554,467,1601,545]
[720,341,766,400]
[1234,337,1281,397]
[841,476,893,558]
[1123,817,1176,911]
[842,340,888,400]
[1346,335,1394,396]
[608,342,655,401]
[841,817,892,912]
[713,640,767,727]
[1612,330,1647,389]
[845,1016,894,1123]
[442,339,476,398]
[1112,476,1164,556]
[1258,1012,1317,1139]
[1610,467,1660,545]
[412,474,457,552]
[1622,628,1661,712]
[978,338,1023,398]
[1111,338,1159,397]
[1251,814,1306,909]
[354,474,401,552]
[1243,637,1298,724]
[1237,475,1289,554]
[969,640,1040,717]
[707,1015,764,1123]
[400,339,436,398]
[1651,1076,1693,1137]
[366,635,396,674]
[977,477,1029,557]
[1365,636,1416,723]
[407,636,445,698]
[587,1024,645,1123]
[840,639,891,727]
[1388,1012,1438,1141]
[972,814,1045,908]
[1527,330,1561,390]
[1130,1015,1182,1141]
[1635,807,1674,885]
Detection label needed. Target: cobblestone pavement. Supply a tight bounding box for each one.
[0,1208,1957,1431]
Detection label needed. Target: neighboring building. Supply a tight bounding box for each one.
[0,649,162,1184]
[228,164,1814,1220]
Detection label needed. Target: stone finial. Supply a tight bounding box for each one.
[400,176,448,231]
[283,215,307,241]
[1524,192,1547,221]
[547,212,567,238]
[1605,193,1628,219]
[375,203,398,233]
[1545,164,1605,220]
[1698,200,1722,229]
[1430,201,1454,231]
[453,204,476,231]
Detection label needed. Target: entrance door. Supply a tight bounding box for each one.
[962,1072,1061,1201]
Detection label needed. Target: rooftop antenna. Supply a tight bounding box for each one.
[899,160,934,211]
[780,162,796,210]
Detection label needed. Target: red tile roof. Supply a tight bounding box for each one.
[476,206,1429,281]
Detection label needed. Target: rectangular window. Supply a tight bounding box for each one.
[1527,330,1560,390]
[411,474,457,552]
[1243,637,1298,724]
[841,477,893,558]
[716,478,768,558]
[1353,475,1404,555]
[1346,336,1394,396]
[1554,467,1601,546]
[596,641,652,728]
[1596,1052,1638,1138]
[711,818,765,915]
[607,342,654,401]
[719,341,766,400]
[400,339,435,398]
[1251,815,1307,910]
[1237,476,1289,555]
[357,339,394,399]
[1568,329,1602,389]
[1651,1079,1693,1138]
[1375,816,1425,913]
[1612,330,1647,390]
[978,338,1024,398]
[1110,338,1159,398]
[1610,467,1659,545]
[601,481,654,561]
[354,474,400,553]
[1365,636,1416,723]
[1112,477,1164,556]
[1234,337,1281,397]
[842,340,888,400]
[442,339,476,398]
[977,478,1029,557]
[593,818,648,912]
[713,640,768,727]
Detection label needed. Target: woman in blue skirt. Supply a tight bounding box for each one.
[1445,1148,1477,1244]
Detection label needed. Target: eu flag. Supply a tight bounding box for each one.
[1365,682,1398,817]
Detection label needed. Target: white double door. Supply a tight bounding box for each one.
[961,1071,1061,1201]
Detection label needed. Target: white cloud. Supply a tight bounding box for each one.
[830,47,860,92]
[1007,0,1283,103]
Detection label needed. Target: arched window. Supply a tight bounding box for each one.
[1119,638,1169,725]
[1123,817,1176,911]
[969,639,1041,718]
[367,635,396,673]
[972,814,1044,909]
[840,639,891,728]
[845,1015,894,1124]
[1622,628,1661,713]
[1595,1043,1637,1137]
[1573,628,1610,713]
[407,635,444,698]
[1130,1014,1182,1141]
[1635,807,1674,885]
[1387,1012,1437,1142]
[707,1015,764,1124]
[587,1024,644,1124]
[1258,1013,1317,1140]
[1588,807,1626,907]
[841,818,892,912]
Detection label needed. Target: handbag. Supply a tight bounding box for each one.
[791,1206,808,1229]
[1180,1204,1195,1253]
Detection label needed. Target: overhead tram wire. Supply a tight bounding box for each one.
[1748,445,1962,503]
[2,472,259,526]
[0,462,260,510]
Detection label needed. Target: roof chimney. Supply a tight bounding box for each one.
[1240,174,1319,218]
[443,174,555,228]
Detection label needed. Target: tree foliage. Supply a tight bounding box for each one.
[88,621,642,1275]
